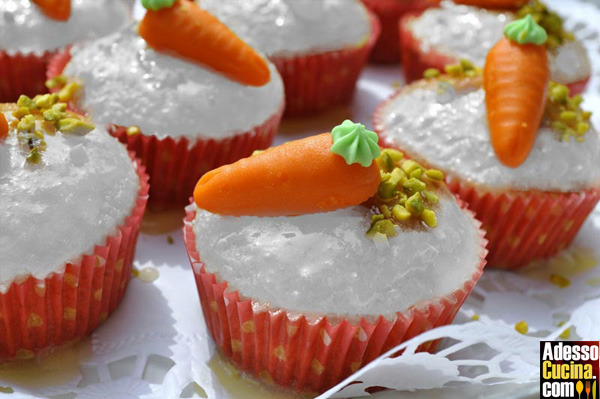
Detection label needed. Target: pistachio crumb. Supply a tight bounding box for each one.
[421,209,437,228]
[45,75,68,90]
[127,126,141,136]
[550,273,570,288]
[546,81,591,142]
[515,321,529,335]
[423,68,440,79]
[58,118,95,136]
[58,82,82,102]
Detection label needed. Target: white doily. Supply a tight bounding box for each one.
[1,0,600,398]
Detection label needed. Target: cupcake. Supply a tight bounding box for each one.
[0,0,132,102]
[400,0,591,94]
[48,0,285,209]
[0,92,148,360]
[198,0,380,116]
[184,121,487,392]
[361,0,437,63]
[375,17,600,269]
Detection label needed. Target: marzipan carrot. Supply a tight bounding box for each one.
[451,0,528,9]
[139,0,270,87]
[0,112,8,142]
[484,15,550,168]
[32,0,71,21]
[194,123,381,216]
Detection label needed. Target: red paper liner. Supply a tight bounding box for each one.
[0,153,149,361]
[398,13,591,94]
[47,49,284,210]
[373,94,600,269]
[183,203,487,392]
[0,49,59,102]
[271,11,380,117]
[446,177,600,269]
[362,0,437,63]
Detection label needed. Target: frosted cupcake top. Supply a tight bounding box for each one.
[198,0,372,57]
[0,103,139,290]
[63,25,284,140]
[190,124,483,318]
[377,80,600,192]
[0,0,132,54]
[192,197,481,317]
[408,1,591,84]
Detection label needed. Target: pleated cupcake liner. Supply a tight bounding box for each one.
[361,0,436,64]
[0,49,59,102]
[271,11,380,117]
[398,14,590,94]
[446,177,600,269]
[372,96,600,269]
[183,203,487,393]
[0,154,149,361]
[47,49,284,210]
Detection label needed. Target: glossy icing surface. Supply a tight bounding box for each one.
[378,82,600,191]
[64,25,284,139]
[0,0,132,53]
[0,109,139,289]
[409,1,591,83]
[192,198,481,317]
[198,0,372,57]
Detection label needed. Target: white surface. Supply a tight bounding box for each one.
[378,83,600,191]
[65,24,284,140]
[0,113,139,290]
[192,197,480,317]
[0,0,599,398]
[0,0,132,54]
[198,0,371,57]
[409,0,591,84]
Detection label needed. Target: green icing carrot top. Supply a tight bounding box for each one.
[330,120,381,167]
[504,14,548,45]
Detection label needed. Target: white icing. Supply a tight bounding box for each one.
[0,110,140,289]
[409,1,591,83]
[191,199,481,317]
[0,0,132,54]
[198,0,372,57]
[378,84,600,192]
[64,25,284,140]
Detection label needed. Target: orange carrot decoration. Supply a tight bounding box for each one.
[138,0,270,87]
[484,15,550,168]
[0,112,8,142]
[451,0,528,9]
[194,121,381,216]
[32,0,71,21]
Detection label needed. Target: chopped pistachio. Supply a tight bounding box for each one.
[43,108,64,122]
[17,95,37,110]
[402,178,426,196]
[12,107,30,119]
[379,204,391,219]
[444,64,462,76]
[546,81,591,142]
[422,190,439,204]
[421,209,438,228]
[514,321,529,335]
[459,59,474,71]
[58,118,95,136]
[370,214,385,224]
[366,219,397,238]
[34,93,59,109]
[425,168,444,181]
[26,147,42,164]
[406,193,424,216]
[401,159,420,175]
[409,168,423,179]
[376,151,395,172]
[17,114,36,132]
[52,102,67,112]
[392,204,411,221]
[423,68,440,79]
[58,82,82,102]
[45,75,67,90]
